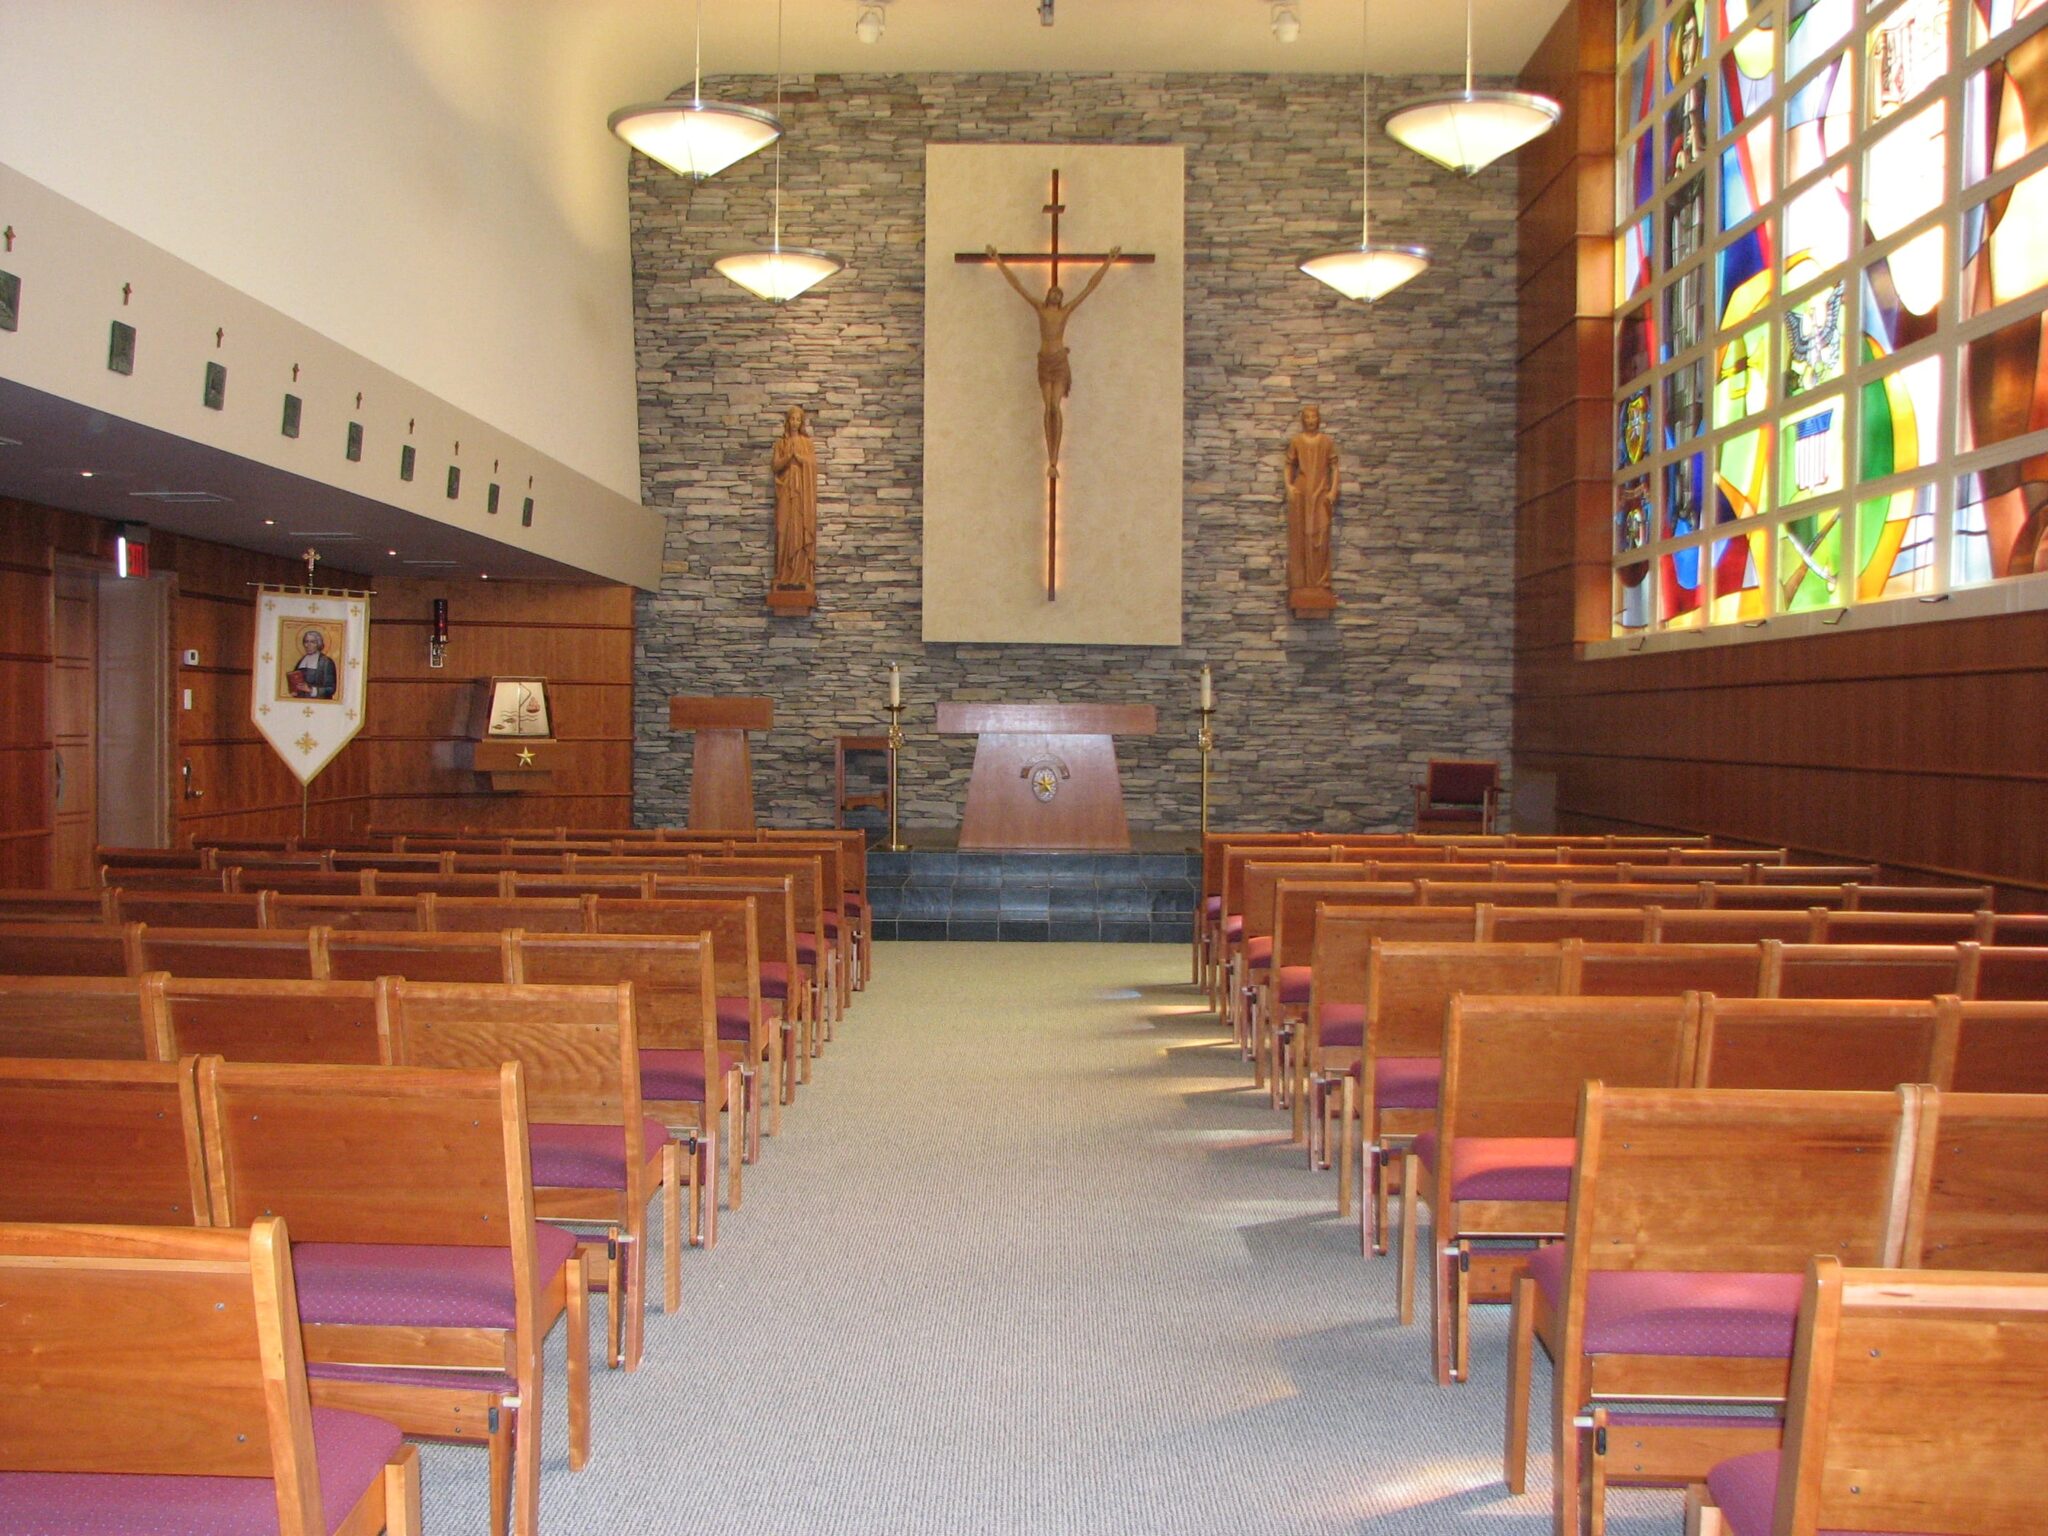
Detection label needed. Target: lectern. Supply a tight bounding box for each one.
[936,702,1158,851]
[668,696,774,830]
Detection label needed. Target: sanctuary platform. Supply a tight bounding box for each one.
[866,836,1197,943]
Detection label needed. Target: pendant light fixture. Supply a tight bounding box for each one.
[1382,0,1560,176]
[609,0,782,180]
[1299,0,1430,302]
[714,0,843,302]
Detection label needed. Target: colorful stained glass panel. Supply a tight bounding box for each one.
[1619,388,1654,468]
[1666,451,1709,537]
[1721,119,1776,228]
[1958,308,2048,451]
[1964,33,2048,187]
[1865,102,1948,245]
[1969,0,2048,48]
[1665,358,1709,446]
[1619,214,1656,304]
[1870,0,1952,121]
[1861,226,1946,355]
[1620,303,1657,385]
[1625,47,1657,131]
[1668,172,1708,263]
[1664,265,1708,359]
[1783,176,1853,278]
[1711,529,1770,619]
[1779,508,1847,610]
[1963,166,2048,316]
[1668,2,1709,85]
[1620,0,1658,50]
[1787,0,1854,77]
[1720,16,1778,131]
[1954,452,2048,583]
[1784,276,1847,395]
[1787,54,1853,181]
[1616,479,1655,632]
[1622,129,1658,218]
[1666,83,1709,180]
[1782,396,1847,503]
[1716,322,1773,426]
[1659,548,1708,627]
[1857,482,1938,599]
[1861,357,1944,482]
[1717,425,1772,522]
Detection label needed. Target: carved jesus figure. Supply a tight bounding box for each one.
[985,244,1121,476]
[1285,405,1339,593]
[772,405,817,593]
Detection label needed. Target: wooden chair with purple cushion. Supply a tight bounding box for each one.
[198,1058,587,1536]
[1685,1260,2048,1536]
[263,893,426,932]
[589,895,772,1154]
[511,931,737,1250]
[1240,862,1405,1091]
[322,929,513,984]
[765,828,873,990]
[1502,1084,1915,1536]
[1968,944,2048,1001]
[687,852,837,1036]
[1218,843,1338,1020]
[1692,997,1951,1092]
[1770,939,1979,999]
[147,976,393,1066]
[1937,999,2048,1093]
[138,926,324,980]
[0,919,140,976]
[1897,1087,2048,1272]
[0,1055,211,1225]
[706,845,849,1027]
[0,1218,421,1536]
[1413,759,1501,835]
[1195,833,1309,995]
[643,876,812,1089]
[383,979,678,1373]
[1351,940,1574,1258]
[1402,994,1700,1387]
[0,972,156,1059]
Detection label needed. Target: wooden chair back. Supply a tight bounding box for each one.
[323,929,511,983]
[228,867,369,897]
[200,1058,525,1248]
[1710,885,1859,911]
[1274,880,1437,970]
[1972,946,2048,1001]
[1772,941,1977,999]
[1245,862,1399,942]
[1694,998,1949,1092]
[112,890,268,928]
[1939,999,2048,1093]
[686,855,825,942]
[0,1218,334,1521]
[1562,881,1714,909]
[1818,909,1986,946]
[1223,843,1336,923]
[644,877,801,979]
[385,980,639,1132]
[1900,1090,2048,1272]
[1648,906,1822,944]
[99,845,215,872]
[330,850,445,874]
[0,973,154,1058]
[151,977,390,1065]
[1576,941,1773,998]
[511,934,722,1117]
[1368,941,1571,1059]
[1771,1260,2048,1534]
[100,865,227,892]
[137,927,321,981]
[1442,994,1698,1141]
[262,893,422,931]
[1750,862,1878,884]
[1481,905,1648,944]
[1201,832,1312,904]
[593,896,763,1039]
[428,895,591,934]
[510,872,651,900]
[371,870,507,898]
[1989,915,2048,946]
[0,921,137,976]
[1569,1085,1911,1276]
[0,889,110,923]
[1416,880,1565,908]
[0,1056,210,1224]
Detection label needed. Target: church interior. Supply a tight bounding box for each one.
[1,0,2046,1532]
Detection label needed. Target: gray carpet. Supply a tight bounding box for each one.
[418,943,1682,1533]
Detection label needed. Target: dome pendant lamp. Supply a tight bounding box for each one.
[609,0,782,180]
[1299,0,1430,302]
[1382,0,1560,176]
[714,0,843,301]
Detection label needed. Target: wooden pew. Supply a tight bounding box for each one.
[692,846,848,1026]
[198,1058,585,1536]
[1482,905,1654,944]
[765,827,873,989]
[1975,944,2048,1000]
[1693,998,1949,1091]
[0,973,155,1058]
[1899,1088,2048,1272]
[1198,833,1315,991]
[0,1056,211,1223]
[1646,908,1821,945]
[0,888,113,923]
[0,1219,421,1535]
[98,844,216,871]
[1503,1085,1914,1535]
[643,876,813,1081]
[428,894,591,934]
[0,921,139,976]
[1575,940,1776,997]
[137,926,321,980]
[1771,940,1979,998]
[150,976,390,1065]
[227,866,371,897]
[1239,864,1411,1079]
[512,932,735,1249]
[1687,1261,2048,1536]
[1940,999,2048,1093]
[112,889,269,928]
[265,893,424,931]
[323,930,511,984]
[383,979,677,1372]
[1403,994,1699,1386]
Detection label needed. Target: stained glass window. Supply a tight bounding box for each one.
[1611,0,2048,638]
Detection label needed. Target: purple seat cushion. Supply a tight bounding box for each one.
[844,893,866,914]
[1245,935,1274,970]
[1375,1054,1439,1107]
[822,913,842,939]
[715,994,752,1038]
[529,1118,670,1190]
[0,1410,402,1536]
[1318,1002,1367,1049]
[796,932,819,964]
[1278,965,1313,1005]
[1205,895,1223,917]
[758,960,791,1000]
[1223,915,1244,940]
[1527,1245,1805,1358]
[292,1223,580,1329]
[1705,1451,1781,1536]
[1411,1132,1575,1202]
[640,1047,745,1103]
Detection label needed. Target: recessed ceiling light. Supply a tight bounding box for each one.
[480,573,490,581]
[387,549,397,556]
[78,470,95,478]
[263,518,276,525]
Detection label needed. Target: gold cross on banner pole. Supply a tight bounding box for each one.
[956,170,1154,602]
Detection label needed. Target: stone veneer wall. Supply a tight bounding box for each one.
[631,73,1517,833]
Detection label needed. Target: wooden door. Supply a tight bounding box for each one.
[49,563,98,889]
[97,575,170,849]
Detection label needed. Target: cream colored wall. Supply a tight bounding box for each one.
[922,144,1185,646]
[0,0,644,501]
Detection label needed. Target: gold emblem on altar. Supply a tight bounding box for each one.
[1021,756,1070,804]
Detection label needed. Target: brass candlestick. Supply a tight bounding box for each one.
[1197,703,1215,839]
[885,702,909,852]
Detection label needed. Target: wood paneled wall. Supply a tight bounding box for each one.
[0,499,635,882]
[1513,0,2048,908]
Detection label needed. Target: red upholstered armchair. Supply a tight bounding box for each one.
[1412,759,1500,835]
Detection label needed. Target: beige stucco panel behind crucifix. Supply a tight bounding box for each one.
[923,144,1184,646]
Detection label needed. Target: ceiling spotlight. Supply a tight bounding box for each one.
[854,1,886,43]
[1039,0,1054,26]
[1271,2,1302,42]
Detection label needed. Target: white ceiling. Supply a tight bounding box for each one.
[602,0,1571,94]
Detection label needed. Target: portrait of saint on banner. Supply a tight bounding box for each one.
[275,615,348,702]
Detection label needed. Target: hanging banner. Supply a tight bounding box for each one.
[249,587,370,785]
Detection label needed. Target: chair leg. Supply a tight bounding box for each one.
[1375,1140,1395,1257]
[1554,1354,1584,1536]
[621,1222,646,1374]
[1504,1273,1534,1492]
[1337,1076,1356,1218]
[700,1132,720,1248]
[1432,1232,1458,1386]
[1398,1151,1419,1326]
[746,1063,763,1163]
[662,1143,682,1314]
[566,1259,592,1461]
[779,1022,796,1109]
[488,1407,513,1536]
[512,1358,542,1536]
[1583,1409,1608,1536]
[384,1444,422,1536]
[1455,1243,1474,1385]
[686,1133,703,1248]
[726,1075,744,1209]
[1683,1486,1728,1536]
[602,1240,622,1370]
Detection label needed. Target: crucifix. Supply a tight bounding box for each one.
[956,170,1154,601]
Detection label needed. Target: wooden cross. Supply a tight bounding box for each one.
[301,547,321,590]
[956,170,1154,602]
[121,283,132,306]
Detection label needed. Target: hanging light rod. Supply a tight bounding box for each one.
[1382,0,1559,175]
[1299,0,1429,302]
[716,0,843,301]
[609,0,782,179]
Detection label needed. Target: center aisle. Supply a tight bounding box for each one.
[425,942,1674,1534]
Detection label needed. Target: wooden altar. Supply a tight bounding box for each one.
[668,696,774,830]
[935,702,1157,851]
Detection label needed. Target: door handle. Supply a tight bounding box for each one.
[181,761,205,801]
[53,750,64,806]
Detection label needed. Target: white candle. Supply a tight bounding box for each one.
[889,662,901,709]
[1200,665,1213,712]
